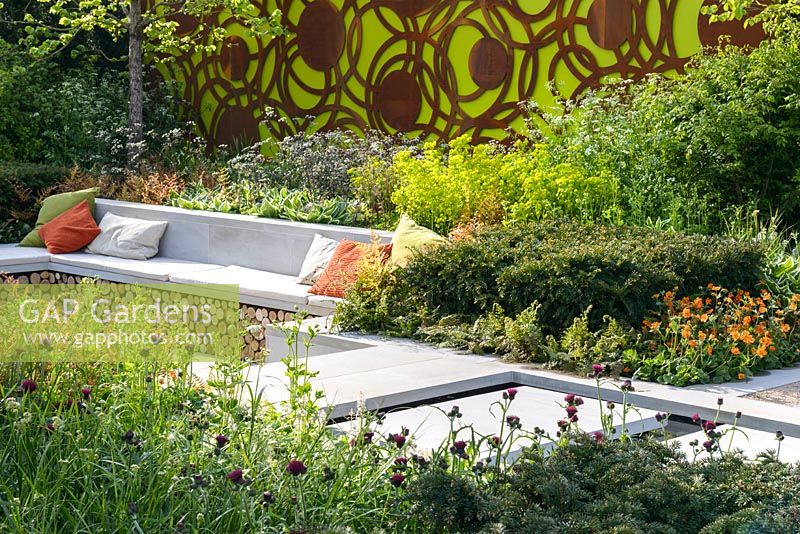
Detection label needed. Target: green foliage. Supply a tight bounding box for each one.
[545,311,635,372]
[0,162,71,242]
[390,136,620,235]
[169,182,360,226]
[410,437,800,533]
[525,23,800,232]
[400,221,764,335]
[252,128,415,201]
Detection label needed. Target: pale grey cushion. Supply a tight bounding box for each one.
[0,244,51,266]
[169,265,310,305]
[87,213,168,260]
[51,253,222,282]
[297,233,339,285]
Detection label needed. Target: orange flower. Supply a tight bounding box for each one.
[758,305,767,314]
[781,323,791,333]
[682,325,692,339]
[682,307,692,319]
[743,315,752,326]
[731,346,741,355]
[699,313,709,323]
[693,297,704,310]
[737,372,746,380]
[707,345,713,355]
[740,332,755,345]
[698,331,707,340]
[688,340,698,348]
[756,346,767,358]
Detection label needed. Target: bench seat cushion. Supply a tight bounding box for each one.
[307,294,343,311]
[0,244,52,267]
[169,265,311,305]
[51,253,222,282]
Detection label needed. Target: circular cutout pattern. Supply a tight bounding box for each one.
[297,1,346,71]
[377,71,422,131]
[220,36,250,81]
[385,0,438,18]
[215,106,260,147]
[469,37,510,89]
[587,0,633,49]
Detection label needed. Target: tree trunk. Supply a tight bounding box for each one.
[127,0,144,168]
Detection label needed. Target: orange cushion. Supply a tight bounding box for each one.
[37,200,101,254]
[309,240,393,298]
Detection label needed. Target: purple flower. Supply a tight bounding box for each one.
[566,405,578,418]
[227,469,245,484]
[389,472,405,487]
[395,457,408,466]
[621,379,634,392]
[503,388,518,401]
[702,421,717,432]
[506,415,521,429]
[262,491,274,506]
[81,387,91,400]
[564,393,576,404]
[691,413,701,423]
[21,379,36,394]
[557,419,569,430]
[655,412,666,423]
[452,440,467,453]
[390,433,406,448]
[702,440,714,452]
[286,459,307,476]
[574,397,584,406]
[215,435,229,448]
[592,364,604,377]
[490,435,501,447]
[590,431,603,443]
[363,431,374,444]
[570,414,579,423]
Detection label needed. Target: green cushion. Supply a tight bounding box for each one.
[19,188,100,247]
[390,214,446,268]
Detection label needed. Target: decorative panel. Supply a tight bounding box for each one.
[156,0,763,145]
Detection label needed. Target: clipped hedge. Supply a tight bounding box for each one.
[400,221,764,335]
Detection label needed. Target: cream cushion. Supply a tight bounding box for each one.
[87,213,168,260]
[297,233,339,285]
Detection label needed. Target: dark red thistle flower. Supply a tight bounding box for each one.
[506,415,521,429]
[570,414,579,423]
[390,433,406,448]
[591,364,604,377]
[363,431,374,444]
[226,469,244,484]
[590,430,603,443]
[286,459,307,476]
[81,387,91,400]
[262,491,274,506]
[691,413,701,423]
[215,435,229,448]
[395,457,408,466]
[564,393,576,403]
[574,397,584,406]
[45,422,55,433]
[21,379,36,394]
[702,440,714,452]
[389,472,405,487]
[557,419,569,430]
[566,405,578,418]
[503,388,518,401]
[621,379,634,392]
[655,412,667,423]
[452,440,467,452]
[490,435,501,447]
[702,421,717,432]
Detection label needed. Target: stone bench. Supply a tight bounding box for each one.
[0,199,393,316]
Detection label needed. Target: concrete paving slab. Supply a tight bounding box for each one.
[669,428,800,463]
